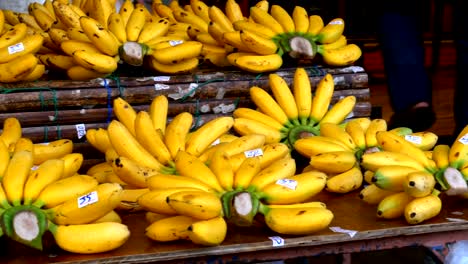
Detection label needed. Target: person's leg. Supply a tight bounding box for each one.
[377,1,435,131]
[453,0,468,135]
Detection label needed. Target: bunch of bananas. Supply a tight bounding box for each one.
[0,117,129,253]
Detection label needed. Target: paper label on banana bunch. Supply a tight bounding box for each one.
[329,226,358,238]
[78,191,98,208]
[404,135,422,145]
[459,134,468,145]
[275,179,297,190]
[268,236,285,247]
[244,148,263,158]
[75,123,86,139]
[8,43,25,54]
[169,40,184,46]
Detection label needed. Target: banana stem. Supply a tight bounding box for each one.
[228,191,260,227]
[118,41,148,66]
[287,125,320,147]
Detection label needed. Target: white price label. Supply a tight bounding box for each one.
[154,83,170,90]
[329,226,357,237]
[268,236,284,247]
[404,135,422,145]
[276,179,297,190]
[77,191,98,208]
[189,83,198,90]
[211,138,221,146]
[8,42,24,54]
[459,133,468,145]
[153,76,170,82]
[244,148,263,158]
[169,40,184,46]
[75,123,86,139]
[329,20,344,25]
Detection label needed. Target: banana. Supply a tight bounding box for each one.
[32,175,99,209]
[294,136,349,157]
[190,0,211,23]
[0,23,28,50]
[376,131,434,171]
[111,156,160,188]
[448,125,468,169]
[125,5,147,41]
[174,150,224,192]
[260,206,334,235]
[209,150,234,191]
[152,3,176,23]
[326,166,363,193]
[377,191,414,219]
[86,128,111,153]
[361,151,427,172]
[119,0,135,26]
[112,97,137,136]
[260,170,327,204]
[372,165,421,191]
[318,95,356,125]
[233,117,283,144]
[151,40,202,64]
[0,140,9,180]
[60,153,84,178]
[32,139,73,165]
[145,215,196,242]
[48,182,122,225]
[49,221,129,254]
[164,112,193,159]
[53,1,82,29]
[319,122,357,151]
[88,0,114,29]
[173,10,208,32]
[292,6,309,33]
[270,5,295,32]
[216,134,266,158]
[2,150,33,206]
[292,67,313,125]
[23,159,65,205]
[249,156,296,191]
[264,201,327,209]
[229,142,290,172]
[12,137,33,154]
[359,183,396,205]
[0,9,3,30]
[148,56,199,74]
[48,28,69,47]
[0,181,11,209]
[239,29,278,55]
[93,210,122,223]
[249,86,290,125]
[185,116,234,157]
[403,170,436,198]
[134,111,172,165]
[0,117,22,150]
[67,65,108,81]
[316,17,344,44]
[404,190,442,224]
[107,12,127,43]
[233,108,284,131]
[167,190,223,220]
[79,16,120,56]
[309,73,334,124]
[432,144,450,170]
[138,17,170,43]
[321,43,362,66]
[207,21,228,44]
[117,187,149,211]
[107,120,166,170]
[20,62,46,82]
[233,157,261,190]
[307,15,324,35]
[309,151,357,174]
[66,27,92,42]
[318,35,347,52]
[146,173,215,193]
[225,0,244,23]
[253,0,269,11]
[148,95,168,135]
[0,33,44,64]
[138,187,200,215]
[187,216,227,246]
[364,118,388,148]
[29,5,56,31]
[249,6,283,34]
[344,118,367,150]
[232,20,276,39]
[145,211,170,223]
[168,0,184,13]
[209,5,234,32]
[222,31,252,52]
[404,131,438,151]
[72,50,118,73]
[43,0,57,19]
[17,13,42,31]
[2,10,20,25]
[268,73,299,123]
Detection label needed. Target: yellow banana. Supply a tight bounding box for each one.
[228,142,290,172]
[249,6,283,34]
[233,157,261,190]
[307,15,324,35]
[93,210,122,223]
[253,0,269,11]
[151,40,202,64]
[233,117,283,144]
[292,6,309,33]
[53,1,82,29]
[215,134,266,158]
[432,144,450,170]
[260,170,327,204]
[107,12,127,43]
[232,20,276,39]
[318,35,347,51]
[164,112,193,159]
[23,159,65,205]
[0,117,22,150]
[269,73,299,123]
[185,116,234,157]
[249,86,289,125]
[372,164,422,192]
[17,13,42,31]
[316,17,344,44]
[148,94,169,135]
[174,150,224,192]
[112,97,137,136]
[404,131,438,151]
[270,5,295,32]
[209,150,234,191]
[125,5,147,41]
[138,187,200,215]
[249,156,296,191]
[49,221,129,254]
[239,29,278,55]
[403,171,436,198]
[209,5,234,32]
[88,0,114,29]
[48,182,122,225]
[72,50,118,73]
[207,21,228,44]
[145,212,170,224]
[79,16,120,56]
[60,153,84,178]
[359,183,396,205]
[294,136,349,157]
[167,190,223,220]
[0,23,28,50]
[2,10,20,25]
[222,31,252,52]
[345,118,367,150]
[90,127,113,153]
[116,187,150,212]
[233,108,284,131]
[119,0,135,26]
[33,139,73,165]
[309,150,357,174]
[364,118,388,148]
[404,190,442,224]
[326,166,363,193]
[107,120,166,170]
[20,62,45,82]
[225,0,244,23]
[0,33,44,64]
[318,95,356,125]
[361,151,427,172]
[292,67,312,125]
[173,10,208,32]
[187,216,227,246]
[261,206,334,235]
[138,17,170,43]
[152,3,176,23]
[66,27,92,42]
[321,43,362,66]
[48,28,70,47]
[448,125,468,169]
[2,150,33,206]
[29,6,56,31]
[190,0,211,23]
[148,56,199,74]
[145,215,196,242]
[146,174,215,193]
[0,140,9,180]
[309,73,334,124]
[319,122,357,151]
[43,0,57,19]
[377,191,414,219]
[111,156,160,188]
[12,137,33,154]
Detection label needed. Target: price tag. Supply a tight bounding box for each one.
[330,19,344,25]
[154,83,170,90]
[153,76,170,82]
[77,191,98,208]
[404,135,422,145]
[244,148,263,158]
[211,138,221,146]
[459,133,468,145]
[31,165,39,171]
[169,40,184,46]
[75,123,86,139]
[8,42,24,54]
[276,179,297,190]
[268,236,284,247]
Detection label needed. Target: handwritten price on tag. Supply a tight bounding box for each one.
[77,191,98,208]
[276,179,297,190]
[244,148,263,158]
[268,236,284,247]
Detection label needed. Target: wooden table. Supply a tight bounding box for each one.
[1,189,466,264]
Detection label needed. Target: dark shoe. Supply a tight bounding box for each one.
[388,106,436,132]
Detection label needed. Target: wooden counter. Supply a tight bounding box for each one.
[1,190,466,264]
